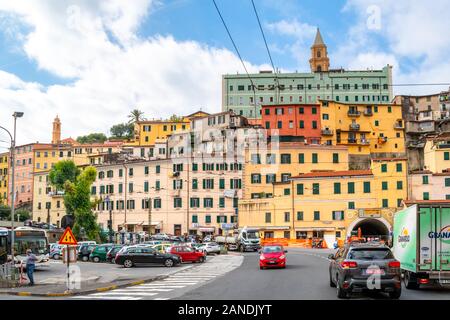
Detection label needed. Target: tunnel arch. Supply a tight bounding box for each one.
[347,218,391,237]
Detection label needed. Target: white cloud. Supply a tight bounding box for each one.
[0,1,265,145]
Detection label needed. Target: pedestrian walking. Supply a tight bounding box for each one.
[25,249,37,286]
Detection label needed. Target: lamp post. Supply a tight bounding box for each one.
[104,195,113,243]
[0,111,24,264]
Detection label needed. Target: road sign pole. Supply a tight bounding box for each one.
[66,244,70,292]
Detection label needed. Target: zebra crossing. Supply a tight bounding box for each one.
[71,254,243,300]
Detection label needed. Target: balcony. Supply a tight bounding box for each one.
[347,110,361,117]
[349,123,360,131]
[347,138,357,144]
[321,129,334,136]
[364,109,373,116]
[394,123,404,130]
[47,190,65,197]
[360,139,370,145]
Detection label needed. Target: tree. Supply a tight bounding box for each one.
[63,166,101,241]
[127,109,146,124]
[15,209,31,222]
[169,114,183,122]
[76,133,107,144]
[110,123,134,139]
[0,205,10,220]
[49,160,80,191]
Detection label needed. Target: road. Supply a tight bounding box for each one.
[1,248,450,300]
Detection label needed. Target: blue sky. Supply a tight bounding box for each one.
[0,0,449,145]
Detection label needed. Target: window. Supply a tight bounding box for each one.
[129,168,134,177]
[299,107,304,114]
[445,178,450,187]
[281,174,291,182]
[445,152,450,161]
[381,164,387,172]
[333,153,339,163]
[348,201,355,209]
[312,153,318,163]
[192,215,198,223]
[266,174,276,184]
[264,108,270,115]
[118,183,123,194]
[202,178,214,189]
[332,211,344,221]
[284,212,290,222]
[153,198,162,208]
[297,184,304,195]
[312,121,317,129]
[297,211,303,221]
[382,199,389,208]
[312,107,317,114]
[192,163,198,171]
[144,181,149,192]
[277,121,282,129]
[348,182,355,194]
[281,154,291,164]
[334,183,341,194]
[266,154,276,164]
[204,198,213,208]
[128,183,134,193]
[375,120,379,126]
[314,211,320,221]
[205,215,211,224]
[265,212,271,223]
[219,197,225,208]
[156,165,160,174]
[382,181,388,190]
[173,198,182,208]
[251,154,261,164]
[396,163,403,172]
[155,180,160,190]
[363,181,371,193]
[298,153,305,163]
[219,178,225,189]
[397,181,403,190]
[299,120,304,129]
[190,198,200,208]
[312,183,320,195]
[144,166,149,175]
[422,175,429,184]
[284,188,290,196]
[251,174,261,184]
[323,114,329,120]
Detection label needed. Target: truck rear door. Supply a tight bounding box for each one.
[435,207,450,271]
[419,207,435,271]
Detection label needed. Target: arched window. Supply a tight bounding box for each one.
[317,50,321,58]
[317,65,322,72]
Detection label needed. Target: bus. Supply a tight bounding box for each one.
[0,228,7,265]
[8,227,50,269]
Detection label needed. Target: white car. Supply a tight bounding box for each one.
[199,242,221,255]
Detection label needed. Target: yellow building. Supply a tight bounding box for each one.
[244,142,349,198]
[32,170,66,226]
[0,152,8,204]
[132,111,209,146]
[320,101,405,157]
[423,134,450,173]
[239,158,408,246]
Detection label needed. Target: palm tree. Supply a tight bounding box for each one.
[128,109,146,124]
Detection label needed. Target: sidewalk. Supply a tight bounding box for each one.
[0,262,195,297]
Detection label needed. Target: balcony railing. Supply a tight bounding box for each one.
[378,136,388,144]
[347,110,361,117]
[347,138,357,144]
[321,129,334,136]
[364,109,373,116]
[349,123,360,131]
[394,123,404,130]
[360,139,370,145]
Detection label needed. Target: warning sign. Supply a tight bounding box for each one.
[59,227,78,245]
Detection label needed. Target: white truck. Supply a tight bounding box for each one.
[393,203,450,289]
[215,227,261,252]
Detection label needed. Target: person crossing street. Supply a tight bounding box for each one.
[25,249,37,286]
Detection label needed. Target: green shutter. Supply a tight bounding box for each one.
[348,182,355,194]
[423,192,429,200]
[299,153,304,164]
[333,153,339,163]
[382,181,388,190]
[219,197,225,208]
[312,153,318,163]
[445,152,450,161]
[381,164,387,172]
[396,163,402,172]
[422,175,429,184]
[446,178,450,187]
[297,184,304,195]
[192,163,198,171]
[382,199,388,208]
[219,179,225,189]
[348,202,355,209]
[334,183,341,194]
[313,183,320,195]
[397,181,403,190]
[364,181,371,193]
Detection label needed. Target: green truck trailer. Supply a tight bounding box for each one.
[393,203,450,289]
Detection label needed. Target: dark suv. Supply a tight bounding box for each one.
[328,242,401,299]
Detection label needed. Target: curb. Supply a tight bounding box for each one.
[0,264,198,297]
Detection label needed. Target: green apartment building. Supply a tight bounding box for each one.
[222,29,394,119]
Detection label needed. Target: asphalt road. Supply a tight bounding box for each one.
[179,248,450,300]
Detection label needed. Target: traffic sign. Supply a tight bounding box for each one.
[59,227,78,245]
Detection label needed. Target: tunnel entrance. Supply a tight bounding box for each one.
[351,218,390,237]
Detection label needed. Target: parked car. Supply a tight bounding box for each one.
[198,242,221,255]
[115,246,181,268]
[328,241,402,299]
[90,244,115,263]
[77,244,97,262]
[203,235,213,242]
[106,245,124,263]
[142,240,162,246]
[49,244,64,260]
[151,243,173,254]
[151,233,170,240]
[169,245,206,263]
[259,244,287,269]
[191,243,207,254]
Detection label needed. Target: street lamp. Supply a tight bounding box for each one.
[0,111,24,264]
[104,195,113,243]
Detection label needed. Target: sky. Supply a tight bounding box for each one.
[0,0,449,147]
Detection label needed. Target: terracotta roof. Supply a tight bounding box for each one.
[404,200,450,205]
[432,172,450,176]
[409,170,432,175]
[292,170,372,179]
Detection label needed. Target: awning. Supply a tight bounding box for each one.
[198,227,215,232]
[256,226,290,230]
[141,222,162,227]
[295,227,335,231]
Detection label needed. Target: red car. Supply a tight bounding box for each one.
[259,245,287,269]
[169,246,206,263]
